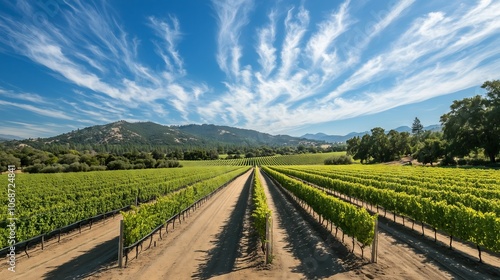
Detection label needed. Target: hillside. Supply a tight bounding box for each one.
[178,124,314,146]
[9,121,321,149]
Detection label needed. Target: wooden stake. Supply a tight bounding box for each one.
[118,220,124,268]
[371,218,379,263]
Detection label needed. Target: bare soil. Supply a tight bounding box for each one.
[2,214,121,279]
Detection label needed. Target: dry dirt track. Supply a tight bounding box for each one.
[2,214,121,280]
[93,169,257,280]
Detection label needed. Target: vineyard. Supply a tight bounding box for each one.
[180,151,346,166]
[0,166,243,248]
[266,165,500,257]
[4,161,500,279]
[262,167,376,250]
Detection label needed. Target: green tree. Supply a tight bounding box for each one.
[0,151,21,172]
[387,130,409,160]
[411,117,424,135]
[481,80,500,163]
[414,138,445,166]
[346,135,371,163]
[370,127,390,162]
[441,80,500,163]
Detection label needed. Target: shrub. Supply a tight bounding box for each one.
[324,155,353,165]
[40,164,65,173]
[24,163,45,173]
[107,160,132,170]
[89,165,107,171]
[440,155,456,166]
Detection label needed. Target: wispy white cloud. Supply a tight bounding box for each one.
[306,0,350,67]
[0,0,207,128]
[212,0,253,80]
[0,100,73,120]
[207,0,500,133]
[279,7,309,78]
[0,121,72,139]
[149,15,185,75]
[256,10,277,78]
[1,0,499,137]
[0,89,49,104]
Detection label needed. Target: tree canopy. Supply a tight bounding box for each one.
[440,80,500,163]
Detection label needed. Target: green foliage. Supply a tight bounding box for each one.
[441,80,500,163]
[347,129,411,163]
[411,117,424,135]
[263,167,376,246]
[251,168,271,247]
[324,155,352,165]
[107,160,132,170]
[274,165,500,252]
[413,138,445,166]
[180,152,347,166]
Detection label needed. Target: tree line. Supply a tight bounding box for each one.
[0,142,345,173]
[347,80,500,165]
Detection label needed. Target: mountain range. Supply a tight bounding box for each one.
[8,121,320,148]
[301,125,441,143]
[0,134,24,142]
[2,122,441,148]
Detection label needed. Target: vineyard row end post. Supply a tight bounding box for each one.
[371,218,379,263]
[118,219,124,268]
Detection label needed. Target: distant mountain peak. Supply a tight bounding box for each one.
[0,134,23,141]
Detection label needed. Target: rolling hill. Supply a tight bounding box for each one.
[9,121,321,149]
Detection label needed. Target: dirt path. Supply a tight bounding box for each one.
[373,211,500,279]
[3,215,121,279]
[259,168,358,279]
[93,170,256,279]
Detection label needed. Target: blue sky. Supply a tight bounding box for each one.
[0,0,499,139]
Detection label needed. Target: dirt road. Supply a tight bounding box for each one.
[259,168,357,279]
[94,169,256,279]
[4,215,121,279]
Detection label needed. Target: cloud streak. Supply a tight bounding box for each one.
[207,0,500,133]
[0,0,207,126]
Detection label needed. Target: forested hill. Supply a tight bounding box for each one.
[7,121,320,150]
[177,124,308,146]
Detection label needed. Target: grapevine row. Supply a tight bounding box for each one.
[251,167,271,248]
[286,166,500,215]
[122,167,250,246]
[0,166,241,248]
[262,167,376,247]
[181,152,344,166]
[293,165,500,193]
[270,166,500,252]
